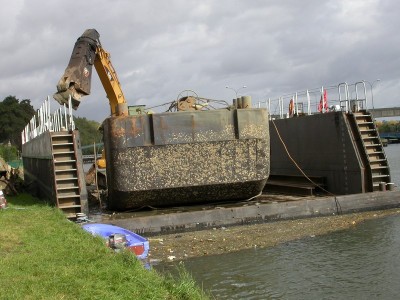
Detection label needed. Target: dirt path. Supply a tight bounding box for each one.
[147,208,400,262]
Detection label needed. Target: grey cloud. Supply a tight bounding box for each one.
[0,0,399,121]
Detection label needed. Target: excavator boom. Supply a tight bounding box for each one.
[54,29,127,116]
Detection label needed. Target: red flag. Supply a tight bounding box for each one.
[318,89,328,112]
[323,89,328,111]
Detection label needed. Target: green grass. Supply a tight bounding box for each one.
[0,194,208,300]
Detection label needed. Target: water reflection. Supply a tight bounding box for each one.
[158,215,400,299]
[156,144,400,299]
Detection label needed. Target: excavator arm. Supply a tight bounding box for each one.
[53,29,128,116]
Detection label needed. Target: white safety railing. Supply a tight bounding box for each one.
[258,80,370,120]
[21,96,75,145]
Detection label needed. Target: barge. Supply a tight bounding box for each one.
[19,28,394,223]
[90,81,398,234]
[21,97,270,214]
[21,29,270,215]
[103,107,269,210]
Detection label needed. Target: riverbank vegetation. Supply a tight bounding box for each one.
[376,120,400,133]
[73,116,103,155]
[0,96,35,148]
[0,96,102,154]
[0,194,208,299]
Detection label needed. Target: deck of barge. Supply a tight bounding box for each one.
[91,189,400,235]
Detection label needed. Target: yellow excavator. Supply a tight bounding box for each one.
[53,29,128,117]
[53,29,127,169]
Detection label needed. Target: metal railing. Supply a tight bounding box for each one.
[258,81,369,120]
[21,96,75,145]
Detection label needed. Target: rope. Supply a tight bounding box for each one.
[271,120,342,214]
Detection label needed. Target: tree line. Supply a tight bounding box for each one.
[2,95,397,160]
[375,120,400,133]
[0,96,102,160]
[0,96,35,147]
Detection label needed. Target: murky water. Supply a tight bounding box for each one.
[158,144,400,299]
[385,143,400,186]
[161,215,400,299]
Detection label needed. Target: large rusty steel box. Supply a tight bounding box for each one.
[102,108,270,210]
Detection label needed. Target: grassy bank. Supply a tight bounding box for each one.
[0,194,208,300]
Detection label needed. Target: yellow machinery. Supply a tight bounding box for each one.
[97,149,106,169]
[53,29,128,116]
[53,29,129,168]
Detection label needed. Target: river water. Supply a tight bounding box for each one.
[385,143,400,186]
[158,144,400,299]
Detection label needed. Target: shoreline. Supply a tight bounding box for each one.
[147,208,400,262]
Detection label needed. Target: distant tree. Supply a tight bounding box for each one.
[0,96,35,148]
[73,116,103,154]
[0,96,106,155]
[376,120,400,133]
[0,144,18,162]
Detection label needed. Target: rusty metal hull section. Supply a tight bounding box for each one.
[103,108,270,210]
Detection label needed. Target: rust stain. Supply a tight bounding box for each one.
[103,108,270,209]
[110,118,126,138]
[129,116,143,137]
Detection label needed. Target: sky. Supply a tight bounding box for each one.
[1,0,399,122]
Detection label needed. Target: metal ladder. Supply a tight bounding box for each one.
[51,131,83,218]
[351,110,391,191]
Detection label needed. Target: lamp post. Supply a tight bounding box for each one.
[225,85,247,98]
[363,79,380,110]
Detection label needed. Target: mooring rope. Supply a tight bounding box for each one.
[271,119,342,214]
